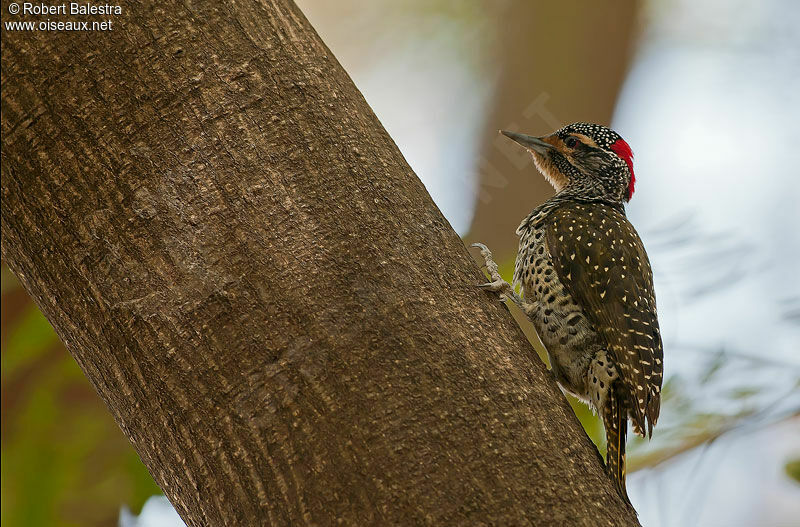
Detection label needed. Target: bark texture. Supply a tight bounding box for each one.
[1,1,639,525]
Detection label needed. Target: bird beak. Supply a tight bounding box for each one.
[500,130,553,155]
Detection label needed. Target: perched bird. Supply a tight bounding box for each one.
[472,123,663,505]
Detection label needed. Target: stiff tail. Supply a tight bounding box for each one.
[603,390,630,505]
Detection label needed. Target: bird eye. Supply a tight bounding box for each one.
[565,136,579,148]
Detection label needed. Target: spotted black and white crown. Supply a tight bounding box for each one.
[556,122,624,151]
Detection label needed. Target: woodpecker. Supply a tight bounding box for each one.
[472,123,663,505]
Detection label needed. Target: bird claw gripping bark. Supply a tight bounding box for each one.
[471,243,532,313]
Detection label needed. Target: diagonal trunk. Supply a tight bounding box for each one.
[1,1,639,525]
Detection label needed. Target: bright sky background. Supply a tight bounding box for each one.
[616,0,800,523]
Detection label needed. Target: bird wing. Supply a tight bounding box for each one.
[544,202,663,436]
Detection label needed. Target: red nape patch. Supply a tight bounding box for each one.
[610,138,635,201]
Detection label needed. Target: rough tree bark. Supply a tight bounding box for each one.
[1,1,639,526]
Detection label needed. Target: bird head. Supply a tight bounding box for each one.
[501,122,635,203]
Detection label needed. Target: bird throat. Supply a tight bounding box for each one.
[531,152,569,193]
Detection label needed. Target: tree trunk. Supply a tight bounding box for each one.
[1,1,639,525]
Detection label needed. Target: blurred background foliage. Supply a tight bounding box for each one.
[2,267,161,526]
[2,0,799,525]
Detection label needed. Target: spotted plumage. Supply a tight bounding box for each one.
[474,122,663,506]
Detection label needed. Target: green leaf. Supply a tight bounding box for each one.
[786,458,800,484]
[2,305,58,380]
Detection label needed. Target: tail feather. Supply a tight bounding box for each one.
[603,390,630,506]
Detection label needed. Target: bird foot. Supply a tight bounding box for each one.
[471,242,525,308]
